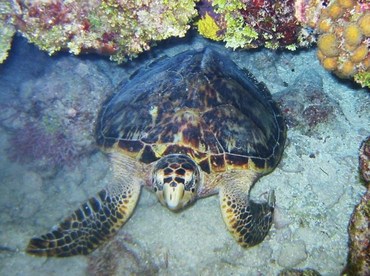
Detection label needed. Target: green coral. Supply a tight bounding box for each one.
[212,0,244,11]
[223,13,258,49]
[354,71,370,89]
[207,0,259,49]
[197,13,223,41]
[0,0,15,63]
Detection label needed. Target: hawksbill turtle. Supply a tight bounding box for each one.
[26,48,286,257]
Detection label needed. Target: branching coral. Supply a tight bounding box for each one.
[316,0,370,88]
[9,0,198,63]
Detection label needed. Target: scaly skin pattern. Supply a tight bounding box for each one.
[219,170,275,247]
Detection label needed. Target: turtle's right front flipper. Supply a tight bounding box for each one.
[219,175,275,248]
[26,182,141,257]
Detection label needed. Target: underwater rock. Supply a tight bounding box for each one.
[277,240,308,267]
[1,57,113,171]
[342,136,370,275]
[274,70,340,134]
[87,233,166,275]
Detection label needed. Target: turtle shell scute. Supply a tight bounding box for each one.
[96,48,286,173]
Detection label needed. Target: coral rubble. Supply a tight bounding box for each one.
[342,136,370,275]
[8,0,197,63]
[316,0,370,88]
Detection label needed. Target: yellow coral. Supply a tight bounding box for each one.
[358,13,370,36]
[337,0,355,8]
[363,56,370,70]
[318,19,332,33]
[317,49,325,61]
[338,60,356,77]
[318,33,339,57]
[351,44,368,63]
[197,13,223,41]
[322,57,338,71]
[316,1,370,87]
[327,3,343,19]
[344,24,363,47]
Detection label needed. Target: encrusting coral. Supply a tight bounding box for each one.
[316,0,370,88]
[8,0,197,63]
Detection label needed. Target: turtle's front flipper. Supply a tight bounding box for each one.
[219,177,275,247]
[26,181,141,257]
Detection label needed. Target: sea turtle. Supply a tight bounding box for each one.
[26,48,286,257]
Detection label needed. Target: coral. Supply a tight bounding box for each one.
[338,0,355,8]
[327,1,344,19]
[317,33,339,57]
[196,0,316,50]
[342,136,370,275]
[294,0,328,29]
[316,0,370,87]
[322,56,338,70]
[9,0,198,63]
[358,13,370,36]
[344,24,363,47]
[354,71,370,88]
[351,44,368,63]
[197,12,223,41]
[0,1,16,63]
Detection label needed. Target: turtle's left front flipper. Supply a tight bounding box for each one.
[219,174,275,247]
[26,180,141,257]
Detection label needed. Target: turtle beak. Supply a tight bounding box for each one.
[163,183,185,211]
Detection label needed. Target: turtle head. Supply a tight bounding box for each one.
[152,154,200,211]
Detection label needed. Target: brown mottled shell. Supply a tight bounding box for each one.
[96,48,286,175]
